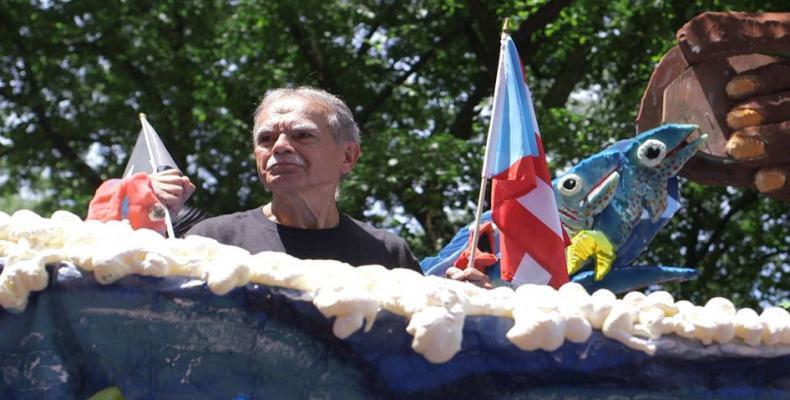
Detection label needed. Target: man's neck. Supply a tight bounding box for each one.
[263,192,340,229]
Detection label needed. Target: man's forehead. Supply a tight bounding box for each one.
[254,96,332,132]
[268,96,303,113]
[267,96,329,115]
[256,120,319,133]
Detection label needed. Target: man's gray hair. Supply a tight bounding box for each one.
[252,86,360,144]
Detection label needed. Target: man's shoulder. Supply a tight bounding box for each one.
[342,215,404,244]
[187,208,264,235]
[340,215,421,272]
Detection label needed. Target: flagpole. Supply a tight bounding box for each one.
[467,19,510,273]
[139,113,177,239]
[467,178,488,272]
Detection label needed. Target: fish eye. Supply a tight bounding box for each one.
[637,139,667,167]
[557,173,583,197]
[149,204,166,221]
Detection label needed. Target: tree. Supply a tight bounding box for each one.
[1,0,786,307]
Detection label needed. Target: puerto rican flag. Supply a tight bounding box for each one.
[482,34,569,288]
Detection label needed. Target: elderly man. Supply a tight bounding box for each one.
[154,87,490,285]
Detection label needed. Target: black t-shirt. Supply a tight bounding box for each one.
[186,208,422,272]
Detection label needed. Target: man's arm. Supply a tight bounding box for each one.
[395,240,423,273]
[173,206,212,238]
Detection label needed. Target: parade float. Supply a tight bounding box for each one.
[1,11,789,400]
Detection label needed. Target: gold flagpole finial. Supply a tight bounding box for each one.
[502,18,510,34]
[139,113,147,121]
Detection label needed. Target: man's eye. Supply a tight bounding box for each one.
[257,134,272,144]
[295,131,313,139]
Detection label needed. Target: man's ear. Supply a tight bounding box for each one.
[340,141,361,175]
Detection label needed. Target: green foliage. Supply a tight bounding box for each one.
[644,183,789,309]
[1,0,787,307]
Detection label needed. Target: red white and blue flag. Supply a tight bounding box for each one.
[482,34,569,288]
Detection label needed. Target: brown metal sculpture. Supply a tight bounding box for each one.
[637,12,790,201]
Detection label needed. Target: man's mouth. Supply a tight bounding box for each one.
[266,154,305,170]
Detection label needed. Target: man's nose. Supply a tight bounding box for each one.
[272,133,295,153]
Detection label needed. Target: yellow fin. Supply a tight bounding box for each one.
[566,230,615,280]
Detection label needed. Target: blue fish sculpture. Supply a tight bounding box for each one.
[553,150,621,235]
[592,124,707,248]
[553,124,707,292]
[423,124,707,293]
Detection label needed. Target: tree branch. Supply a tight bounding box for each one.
[465,0,500,73]
[452,0,576,135]
[511,0,574,60]
[681,196,704,268]
[413,208,437,249]
[354,2,400,58]
[357,15,467,127]
[30,102,103,188]
[68,39,168,111]
[543,42,591,108]
[701,191,757,261]
[753,249,782,266]
[281,10,336,94]
[358,53,433,127]
[694,190,758,282]
[449,73,490,140]
[4,20,102,188]
[170,2,187,53]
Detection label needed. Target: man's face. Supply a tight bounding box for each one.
[253,96,359,195]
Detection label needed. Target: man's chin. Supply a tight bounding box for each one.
[262,175,302,191]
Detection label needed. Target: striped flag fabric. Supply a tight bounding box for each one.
[482,34,569,288]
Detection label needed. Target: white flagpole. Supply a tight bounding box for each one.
[139,113,176,239]
[468,22,509,272]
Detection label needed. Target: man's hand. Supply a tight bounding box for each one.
[445,266,493,289]
[150,169,196,216]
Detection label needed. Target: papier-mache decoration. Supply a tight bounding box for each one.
[86,172,168,235]
[86,114,181,237]
[637,12,790,201]
[1,209,789,398]
[554,123,707,292]
[425,124,706,293]
[452,221,498,273]
[423,25,707,293]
